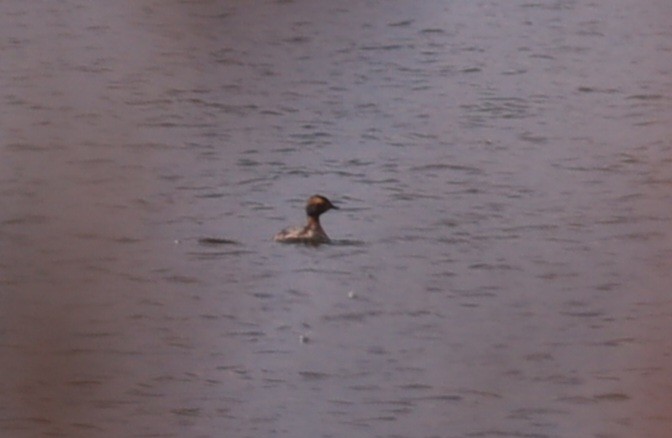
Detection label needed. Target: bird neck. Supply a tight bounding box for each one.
[306,215,321,229]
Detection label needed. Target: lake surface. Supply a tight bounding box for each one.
[1,1,672,437]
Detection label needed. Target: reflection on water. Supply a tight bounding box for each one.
[1,0,672,437]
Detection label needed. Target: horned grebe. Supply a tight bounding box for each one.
[274,195,339,244]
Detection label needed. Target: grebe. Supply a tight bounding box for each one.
[274,195,339,244]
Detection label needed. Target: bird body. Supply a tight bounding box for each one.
[274,195,338,244]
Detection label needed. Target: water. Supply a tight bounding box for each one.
[1,1,671,437]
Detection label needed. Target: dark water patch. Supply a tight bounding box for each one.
[459,389,503,400]
[524,352,554,362]
[356,177,400,185]
[420,28,445,34]
[560,310,604,318]
[466,429,552,438]
[519,131,549,144]
[288,132,333,145]
[256,348,292,356]
[175,184,216,192]
[593,393,630,402]
[502,68,528,76]
[366,346,389,355]
[236,175,279,186]
[54,347,96,356]
[272,241,331,249]
[410,394,462,403]
[283,35,311,44]
[598,338,635,347]
[338,158,375,167]
[462,96,532,124]
[454,286,501,298]
[577,86,620,94]
[6,142,49,152]
[271,146,299,154]
[633,118,665,127]
[67,379,103,388]
[627,94,664,101]
[388,20,414,27]
[163,274,201,284]
[499,225,554,238]
[642,176,672,186]
[198,237,239,246]
[428,270,457,281]
[330,239,367,247]
[3,214,49,225]
[391,233,428,243]
[299,371,331,381]
[237,158,260,167]
[189,249,253,259]
[252,292,273,299]
[553,163,621,173]
[389,191,443,202]
[71,422,102,431]
[276,167,318,177]
[286,288,311,298]
[195,192,226,199]
[171,408,201,417]
[595,216,635,226]
[323,169,367,178]
[323,310,383,323]
[359,44,406,51]
[509,407,565,421]
[399,383,432,391]
[468,263,521,271]
[611,231,665,242]
[199,313,224,320]
[259,108,284,116]
[349,384,381,392]
[410,163,482,174]
[75,331,117,339]
[139,120,214,129]
[594,283,619,291]
[225,330,265,338]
